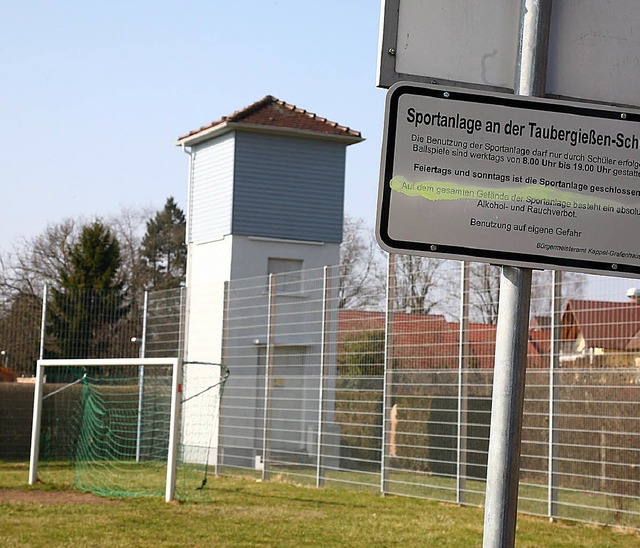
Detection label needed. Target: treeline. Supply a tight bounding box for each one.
[0,203,586,375]
[0,197,186,372]
[338,215,585,322]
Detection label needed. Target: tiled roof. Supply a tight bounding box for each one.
[463,323,497,369]
[177,95,363,144]
[529,325,552,357]
[337,310,548,370]
[337,298,640,369]
[393,312,458,369]
[561,299,640,351]
[531,315,552,329]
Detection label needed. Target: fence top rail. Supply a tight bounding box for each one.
[37,357,180,368]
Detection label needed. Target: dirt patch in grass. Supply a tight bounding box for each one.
[0,489,119,505]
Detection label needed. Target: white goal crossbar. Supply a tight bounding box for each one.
[28,357,182,502]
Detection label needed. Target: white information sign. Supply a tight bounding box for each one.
[377,0,519,92]
[376,84,640,278]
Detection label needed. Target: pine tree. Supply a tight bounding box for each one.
[48,222,129,360]
[140,197,187,290]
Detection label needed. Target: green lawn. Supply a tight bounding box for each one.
[1,462,639,547]
[228,463,640,530]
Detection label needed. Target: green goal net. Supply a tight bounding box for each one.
[30,358,181,500]
[29,358,229,501]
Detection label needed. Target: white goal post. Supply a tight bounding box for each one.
[28,357,182,502]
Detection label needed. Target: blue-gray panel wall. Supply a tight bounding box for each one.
[189,134,235,243]
[232,132,346,243]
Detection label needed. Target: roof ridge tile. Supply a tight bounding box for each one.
[178,95,362,143]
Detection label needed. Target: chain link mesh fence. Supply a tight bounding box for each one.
[1,263,640,527]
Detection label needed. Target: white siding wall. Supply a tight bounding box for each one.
[189,134,235,243]
[185,237,232,363]
[181,237,233,466]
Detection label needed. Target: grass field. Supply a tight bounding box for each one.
[1,462,639,547]
[219,464,640,530]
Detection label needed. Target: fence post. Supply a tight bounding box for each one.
[217,281,230,475]
[381,254,396,495]
[136,290,149,463]
[262,274,276,481]
[457,262,471,504]
[178,285,186,358]
[38,284,48,360]
[141,290,149,358]
[316,266,331,487]
[548,270,561,520]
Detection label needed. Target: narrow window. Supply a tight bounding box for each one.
[267,258,303,294]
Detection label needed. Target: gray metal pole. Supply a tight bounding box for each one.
[483,267,532,547]
[514,0,553,97]
[483,1,552,546]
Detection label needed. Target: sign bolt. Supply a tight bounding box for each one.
[621,113,627,119]
[388,47,396,56]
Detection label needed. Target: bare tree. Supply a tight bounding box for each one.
[530,269,586,319]
[338,215,384,309]
[0,220,78,374]
[0,218,77,298]
[393,254,458,316]
[0,204,181,370]
[1,207,154,300]
[468,262,501,324]
[107,205,153,299]
[467,264,586,325]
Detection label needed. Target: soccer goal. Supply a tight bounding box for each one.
[29,358,181,502]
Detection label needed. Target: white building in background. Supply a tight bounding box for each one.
[176,96,362,467]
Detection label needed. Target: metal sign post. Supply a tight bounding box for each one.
[482,2,552,547]
[376,0,640,545]
[483,267,532,547]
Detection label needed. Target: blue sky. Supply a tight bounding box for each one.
[1,1,386,252]
[2,1,637,299]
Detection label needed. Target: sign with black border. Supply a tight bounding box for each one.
[376,83,640,278]
[377,0,640,109]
